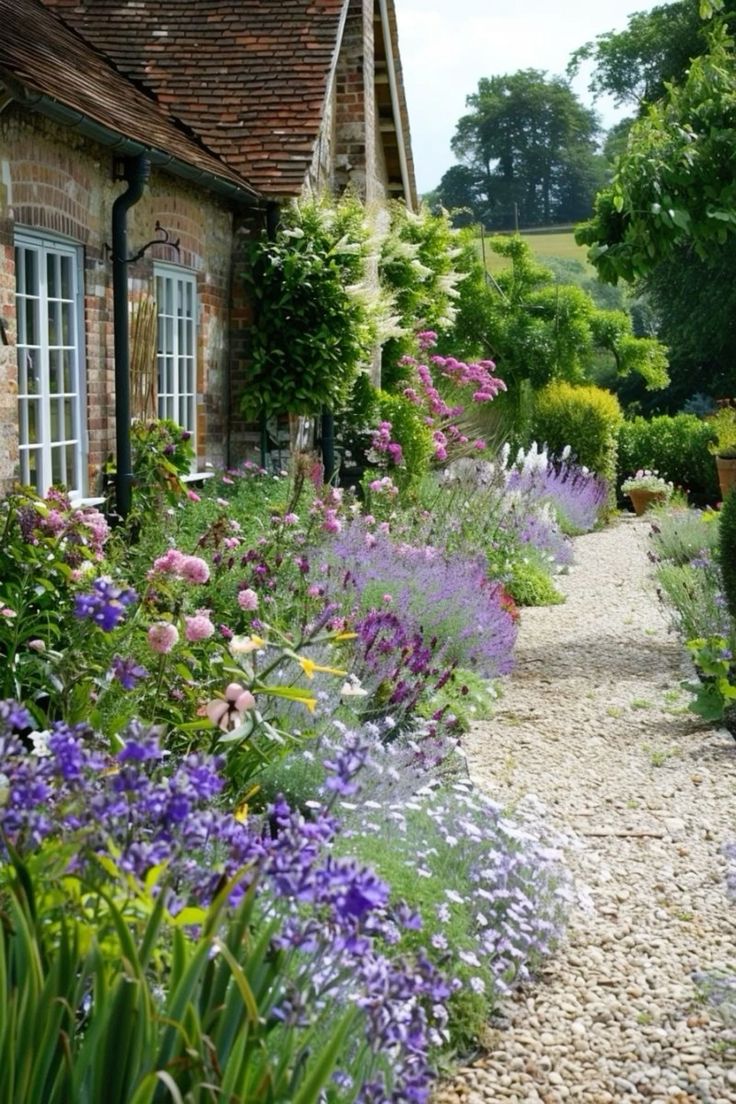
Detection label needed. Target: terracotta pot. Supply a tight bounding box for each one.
[627,488,667,516]
[715,455,736,500]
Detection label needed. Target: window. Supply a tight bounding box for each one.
[154,266,197,445]
[15,233,85,496]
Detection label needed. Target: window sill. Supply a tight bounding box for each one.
[70,495,107,508]
[182,471,216,485]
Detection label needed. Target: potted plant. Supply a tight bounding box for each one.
[707,406,736,499]
[620,469,674,515]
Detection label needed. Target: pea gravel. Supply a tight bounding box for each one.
[435,516,736,1104]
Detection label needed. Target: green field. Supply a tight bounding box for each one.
[478,226,593,276]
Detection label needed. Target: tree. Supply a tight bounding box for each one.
[577,26,736,284]
[568,1,724,108]
[448,236,668,426]
[573,3,736,407]
[443,70,605,230]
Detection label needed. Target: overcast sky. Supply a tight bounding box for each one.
[397,0,660,193]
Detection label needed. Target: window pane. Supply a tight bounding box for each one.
[26,399,39,445]
[48,300,60,347]
[49,350,60,395]
[19,349,40,396]
[50,399,60,443]
[51,445,64,486]
[25,298,38,347]
[185,281,194,318]
[66,445,78,490]
[25,250,38,297]
[47,253,59,299]
[64,398,73,439]
[61,301,74,347]
[62,349,73,393]
[60,255,73,300]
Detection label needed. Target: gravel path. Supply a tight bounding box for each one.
[437,516,736,1104]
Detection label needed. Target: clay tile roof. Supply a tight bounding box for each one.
[0,0,260,200]
[40,0,348,197]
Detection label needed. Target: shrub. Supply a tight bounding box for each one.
[649,507,721,566]
[618,414,719,503]
[506,558,565,607]
[376,389,434,493]
[530,381,623,489]
[720,486,736,625]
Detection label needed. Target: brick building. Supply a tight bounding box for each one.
[0,0,416,499]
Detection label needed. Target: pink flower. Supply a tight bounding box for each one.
[322,510,342,534]
[147,622,179,654]
[184,611,215,642]
[473,439,486,450]
[180,555,210,584]
[237,587,259,611]
[284,512,299,526]
[221,475,235,485]
[186,490,201,503]
[205,682,256,730]
[151,548,187,576]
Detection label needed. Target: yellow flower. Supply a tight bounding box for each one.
[230,634,266,654]
[297,657,348,680]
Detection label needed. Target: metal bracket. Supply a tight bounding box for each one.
[103,221,181,264]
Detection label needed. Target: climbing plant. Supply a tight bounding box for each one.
[240,194,380,419]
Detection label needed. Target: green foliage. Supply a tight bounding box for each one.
[649,505,722,565]
[720,486,736,622]
[530,380,623,485]
[709,408,736,459]
[657,561,727,641]
[241,193,377,418]
[577,28,736,284]
[445,69,605,229]
[469,237,666,428]
[418,667,499,733]
[618,414,720,502]
[379,203,464,385]
[683,634,736,722]
[0,853,359,1104]
[376,390,434,493]
[505,559,565,607]
[569,1,724,107]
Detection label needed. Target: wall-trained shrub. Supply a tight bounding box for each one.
[618,414,719,504]
[529,381,623,488]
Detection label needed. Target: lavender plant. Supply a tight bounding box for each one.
[0,700,451,1102]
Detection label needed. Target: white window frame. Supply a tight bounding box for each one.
[154,264,198,455]
[14,231,87,498]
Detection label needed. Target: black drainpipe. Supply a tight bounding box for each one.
[112,154,150,518]
[258,201,281,470]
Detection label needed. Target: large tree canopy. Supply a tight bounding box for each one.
[438,70,605,229]
[568,0,732,108]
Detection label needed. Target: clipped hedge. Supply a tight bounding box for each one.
[529,381,623,489]
[618,414,719,504]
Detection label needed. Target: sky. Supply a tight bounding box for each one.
[397,0,660,193]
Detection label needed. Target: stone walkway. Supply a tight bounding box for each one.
[438,517,736,1104]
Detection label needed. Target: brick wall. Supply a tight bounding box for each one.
[0,107,244,494]
[332,0,389,204]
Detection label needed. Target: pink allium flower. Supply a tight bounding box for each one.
[184,611,215,642]
[237,587,259,611]
[180,555,210,584]
[223,537,240,549]
[151,548,186,576]
[284,512,299,526]
[147,622,179,654]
